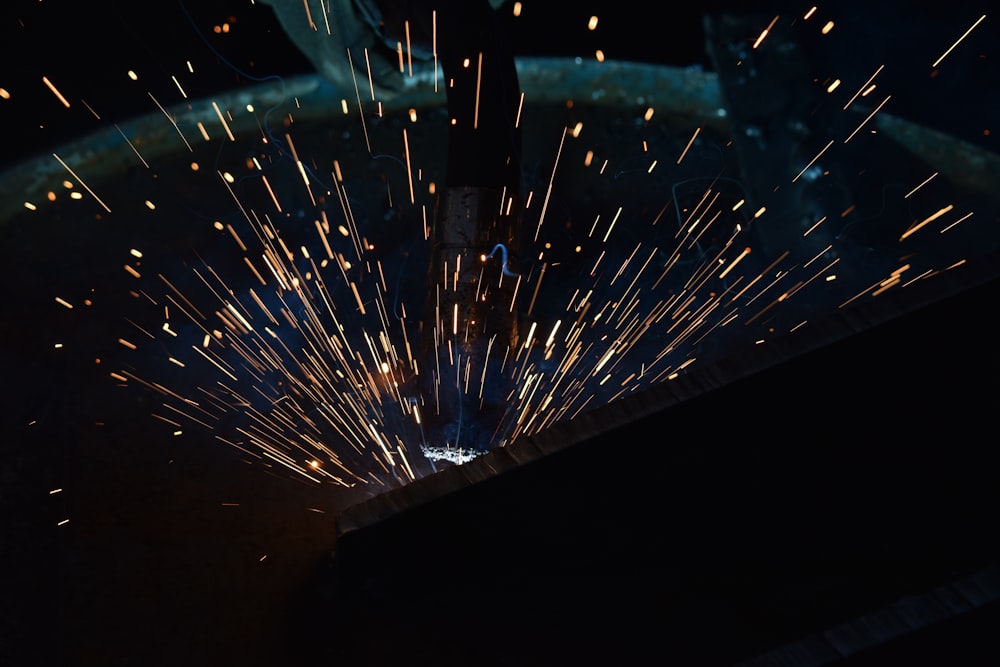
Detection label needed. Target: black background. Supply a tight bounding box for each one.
[3,2,999,666]
[2,1,995,171]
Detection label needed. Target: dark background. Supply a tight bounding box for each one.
[1,0,713,171]
[3,1,999,666]
[2,1,995,171]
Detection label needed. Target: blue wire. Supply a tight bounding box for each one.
[486,243,520,277]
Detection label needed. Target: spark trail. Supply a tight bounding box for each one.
[18,4,993,498]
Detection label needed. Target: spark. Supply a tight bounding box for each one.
[803,216,827,237]
[171,75,187,99]
[905,172,938,199]
[843,95,891,143]
[793,140,834,182]
[533,128,567,241]
[900,205,955,241]
[932,15,987,68]
[346,48,373,153]
[115,125,150,167]
[403,128,415,204]
[148,92,192,151]
[718,247,751,280]
[474,52,483,129]
[843,65,884,111]
[677,126,700,164]
[753,16,780,49]
[41,76,71,108]
[405,21,414,78]
[52,153,112,212]
[940,211,974,234]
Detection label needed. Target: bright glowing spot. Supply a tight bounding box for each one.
[588,16,599,30]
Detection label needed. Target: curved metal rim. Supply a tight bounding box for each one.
[0,58,724,224]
